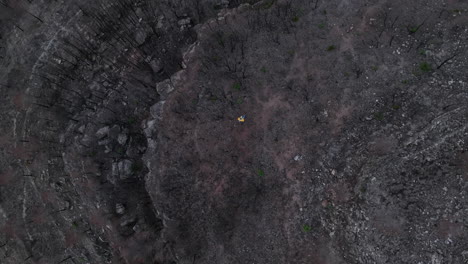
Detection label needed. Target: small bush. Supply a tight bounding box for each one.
[257,169,265,176]
[233,83,241,91]
[318,23,326,29]
[408,27,418,33]
[262,0,276,9]
[116,147,125,154]
[127,117,137,125]
[326,45,336,51]
[302,224,312,232]
[419,62,432,72]
[131,162,143,173]
[292,15,300,22]
[374,112,384,121]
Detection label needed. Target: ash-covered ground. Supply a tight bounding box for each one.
[1,0,468,263]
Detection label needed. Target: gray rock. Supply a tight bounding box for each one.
[104,144,112,154]
[150,101,165,120]
[78,125,85,134]
[115,203,125,215]
[135,30,147,45]
[156,79,174,99]
[120,215,137,227]
[112,159,133,180]
[95,126,110,139]
[98,138,110,146]
[81,134,93,146]
[119,159,133,179]
[144,119,157,139]
[108,125,120,139]
[156,15,164,29]
[170,70,185,87]
[150,59,162,73]
[118,216,138,236]
[178,18,191,27]
[117,133,128,145]
[214,0,230,9]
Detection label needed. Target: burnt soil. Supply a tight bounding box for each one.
[1,0,468,263]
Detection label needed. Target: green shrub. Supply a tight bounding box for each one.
[262,0,276,9]
[257,169,265,176]
[374,112,384,121]
[302,224,312,232]
[127,117,137,125]
[116,146,125,154]
[131,162,143,173]
[233,83,241,91]
[408,27,418,33]
[419,62,432,72]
